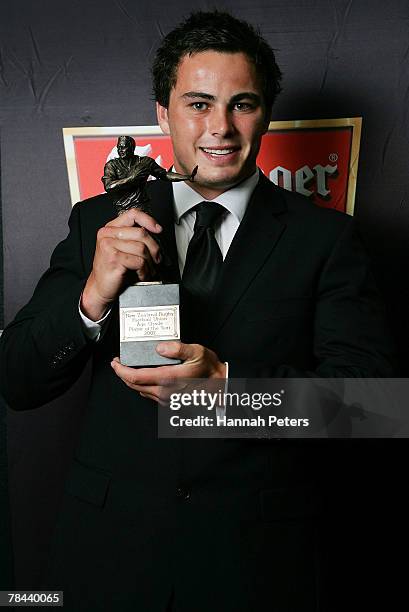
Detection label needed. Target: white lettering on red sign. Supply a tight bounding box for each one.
[269,164,338,198]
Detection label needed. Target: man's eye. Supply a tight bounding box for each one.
[191,102,208,111]
[234,102,253,111]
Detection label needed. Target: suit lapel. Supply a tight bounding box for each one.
[209,174,287,339]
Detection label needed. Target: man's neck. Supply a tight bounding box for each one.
[178,169,258,200]
[172,168,260,225]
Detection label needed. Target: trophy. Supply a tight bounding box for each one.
[102,136,197,367]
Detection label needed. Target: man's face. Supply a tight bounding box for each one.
[117,140,133,159]
[157,51,270,199]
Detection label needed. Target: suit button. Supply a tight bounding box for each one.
[176,487,191,501]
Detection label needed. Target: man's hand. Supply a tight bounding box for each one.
[81,208,162,321]
[110,341,227,403]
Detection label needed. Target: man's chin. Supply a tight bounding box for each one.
[196,169,251,190]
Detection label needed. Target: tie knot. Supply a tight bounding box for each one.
[193,201,225,230]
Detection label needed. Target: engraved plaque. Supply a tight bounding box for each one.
[120,305,180,342]
[119,282,181,366]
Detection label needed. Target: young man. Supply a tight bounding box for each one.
[0,10,394,611]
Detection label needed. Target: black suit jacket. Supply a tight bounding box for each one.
[0,174,395,611]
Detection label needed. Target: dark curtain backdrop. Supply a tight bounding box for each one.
[0,146,3,329]
[0,393,13,589]
[0,0,408,604]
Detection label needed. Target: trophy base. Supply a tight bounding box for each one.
[119,282,181,367]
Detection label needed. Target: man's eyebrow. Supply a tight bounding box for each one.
[180,91,262,104]
[181,92,215,100]
[230,92,261,104]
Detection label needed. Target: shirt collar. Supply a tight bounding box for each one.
[172,168,260,224]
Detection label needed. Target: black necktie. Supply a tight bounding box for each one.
[182,201,225,299]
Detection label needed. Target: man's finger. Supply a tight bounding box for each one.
[106,208,162,233]
[110,359,182,385]
[156,341,196,361]
[139,390,169,407]
[133,384,172,401]
[104,238,151,256]
[101,228,162,263]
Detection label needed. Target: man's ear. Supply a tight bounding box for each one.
[156,102,170,135]
[262,107,272,134]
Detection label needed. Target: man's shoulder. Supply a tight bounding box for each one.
[270,181,352,235]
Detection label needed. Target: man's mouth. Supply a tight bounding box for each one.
[200,146,239,156]
[199,146,241,164]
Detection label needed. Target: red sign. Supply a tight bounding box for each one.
[64,118,361,215]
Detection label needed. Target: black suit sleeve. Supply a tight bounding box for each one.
[0,203,94,410]
[228,219,396,378]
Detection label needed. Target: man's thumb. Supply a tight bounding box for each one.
[156,341,190,360]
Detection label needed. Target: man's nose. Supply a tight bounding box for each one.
[208,106,234,138]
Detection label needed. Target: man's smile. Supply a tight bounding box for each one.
[199,145,241,163]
